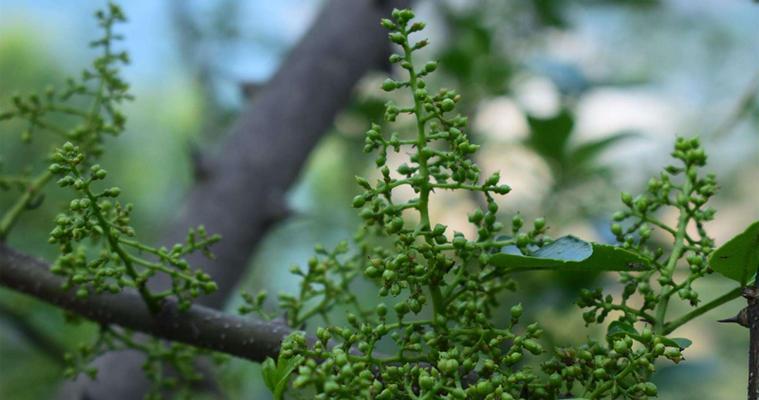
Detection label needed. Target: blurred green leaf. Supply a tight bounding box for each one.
[261,354,303,400]
[490,235,650,272]
[526,108,574,164]
[438,10,512,94]
[533,0,568,27]
[709,221,759,286]
[567,131,638,170]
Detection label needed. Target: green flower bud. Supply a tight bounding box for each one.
[612,211,626,221]
[380,18,395,29]
[409,22,425,32]
[512,214,524,231]
[382,79,398,92]
[399,9,415,21]
[389,32,405,44]
[352,195,366,208]
[468,209,484,224]
[316,327,330,342]
[510,303,523,320]
[476,380,493,395]
[613,339,629,354]
[419,375,435,390]
[621,192,633,206]
[387,217,404,233]
[611,223,623,236]
[642,382,658,396]
[382,269,396,281]
[485,172,500,186]
[324,380,339,394]
[452,233,467,249]
[437,358,459,374]
[516,233,529,247]
[664,348,682,363]
[522,339,543,355]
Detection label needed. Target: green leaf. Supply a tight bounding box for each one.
[607,320,638,339]
[261,354,304,400]
[261,357,278,392]
[659,337,692,349]
[709,221,759,286]
[489,235,650,272]
[526,108,575,164]
[568,131,638,169]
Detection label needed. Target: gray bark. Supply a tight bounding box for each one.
[0,243,291,363]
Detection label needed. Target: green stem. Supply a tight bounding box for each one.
[654,168,693,334]
[81,182,159,313]
[0,171,53,240]
[588,356,638,399]
[3,26,110,240]
[401,30,444,318]
[663,287,743,335]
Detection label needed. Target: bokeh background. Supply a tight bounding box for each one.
[0,0,757,398]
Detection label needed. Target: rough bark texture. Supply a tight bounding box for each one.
[51,0,406,398]
[748,286,759,400]
[0,244,291,362]
[165,0,404,310]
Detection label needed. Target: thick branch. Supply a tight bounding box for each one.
[0,243,290,363]
[162,0,406,309]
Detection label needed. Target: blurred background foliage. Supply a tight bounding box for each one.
[0,0,757,398]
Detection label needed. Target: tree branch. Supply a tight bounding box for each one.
[0,243,291,363]
[161,0,407,310]
[748,286,759,400]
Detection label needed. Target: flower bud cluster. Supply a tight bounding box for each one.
[271,9,560,399]
[48,142,220,310]
[2,4,222,396]
[0,3,130,156]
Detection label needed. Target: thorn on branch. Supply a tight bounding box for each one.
[718,307,749,328]
[25,193,45,210]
